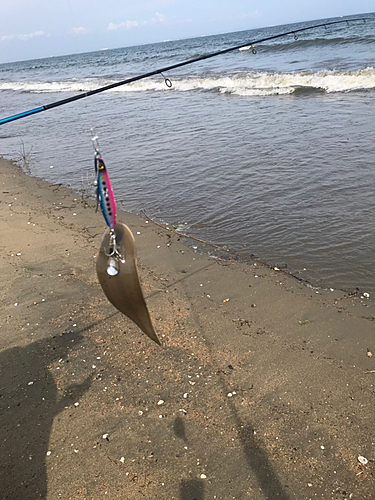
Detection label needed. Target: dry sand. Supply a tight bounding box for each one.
[1,157,375,499]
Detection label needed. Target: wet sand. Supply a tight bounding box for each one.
[1,157,375,499]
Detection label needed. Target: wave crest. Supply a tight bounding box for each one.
[1,67,374,96]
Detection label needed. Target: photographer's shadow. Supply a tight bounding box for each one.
[0,331,91,500]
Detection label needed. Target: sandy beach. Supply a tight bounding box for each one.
[1,156,375,499]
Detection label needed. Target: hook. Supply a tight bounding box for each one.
[105,228,118,257]
[160,72,172,88]
[251,46,257,55]
[104,228,126,274]
[293,33,298,40]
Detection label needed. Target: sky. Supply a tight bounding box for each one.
[0,0,374,63]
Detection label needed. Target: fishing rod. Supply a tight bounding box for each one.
[0,16,370,126]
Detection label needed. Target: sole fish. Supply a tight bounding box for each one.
[96,222,161,345]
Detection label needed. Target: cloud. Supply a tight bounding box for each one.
[239,10,262,20]
[107,20,139,31]
[149,12,167,25]
[71,27,88,35]
[107,11,169,31]
[1,30,45,42]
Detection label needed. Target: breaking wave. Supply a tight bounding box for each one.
[239,35,375,53]
[0,67,374,97]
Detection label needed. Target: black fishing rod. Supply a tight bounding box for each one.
[0,16,370,126]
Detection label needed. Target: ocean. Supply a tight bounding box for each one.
[1,13,375,294]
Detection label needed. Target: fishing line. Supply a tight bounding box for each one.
[0,16,370,126]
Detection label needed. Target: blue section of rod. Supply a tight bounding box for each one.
[0,107,45,125]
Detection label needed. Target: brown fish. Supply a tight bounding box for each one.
[96,222,161,345]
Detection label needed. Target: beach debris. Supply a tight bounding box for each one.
[120,457,125,463]
[363,292,370,298]
[157,399,164,405]
[223,298,230,303]
[358,456,368,465]
[366,348,373,358]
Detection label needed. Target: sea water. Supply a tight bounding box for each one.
[1,13,375,293]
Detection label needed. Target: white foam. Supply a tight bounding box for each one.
[1,67,374,96]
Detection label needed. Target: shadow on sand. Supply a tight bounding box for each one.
[0,329,91,500]
[180,479,205,500]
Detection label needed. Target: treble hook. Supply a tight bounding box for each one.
[160,72,173,88]
[105,228,126,275]
[105,228,118,257]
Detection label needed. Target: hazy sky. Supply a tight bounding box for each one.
[1,0,374,63]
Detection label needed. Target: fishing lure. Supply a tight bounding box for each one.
[92,132,117,228]
[92,130,161,345]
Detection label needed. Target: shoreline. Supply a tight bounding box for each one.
[1,157,375,499]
